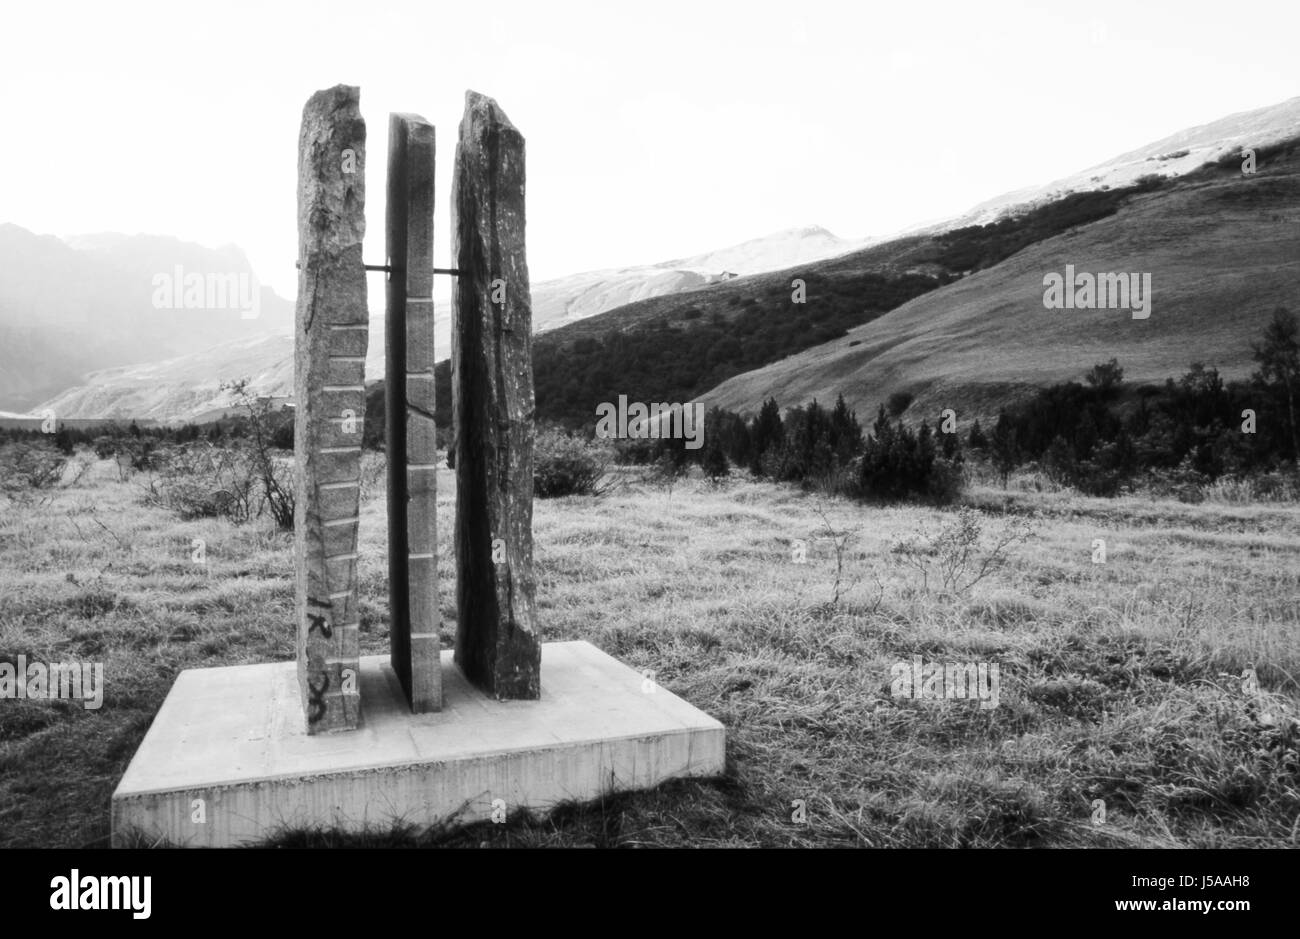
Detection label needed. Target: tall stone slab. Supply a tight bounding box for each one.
[294,85,367,733]
[450,91,541,699]
[385,113,442,713]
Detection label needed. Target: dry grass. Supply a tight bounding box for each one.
[1,455,1298,848]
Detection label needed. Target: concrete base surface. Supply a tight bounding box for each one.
[111,640,725,847]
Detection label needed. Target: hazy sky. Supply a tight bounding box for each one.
[3,0,1297,298]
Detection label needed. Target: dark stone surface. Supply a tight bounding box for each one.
[451,91,541,699]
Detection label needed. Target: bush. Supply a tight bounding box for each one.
[856,408,964,504]
[887,391,914,417]
[0,441,69,497]
[140,443,257,522]
[925,457,965,505]
[219,379,295,530]
[893,507,1034,595]
[701,442,730,481]
[271,414,294,450]
[534,429,612,498]
[1143,458,1211,503]
[91,436,120,460]
[122,438,160,473]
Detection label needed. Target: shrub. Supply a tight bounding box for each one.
[893,507,1034,595]
[925,457,965,505]
[0,441,69,497]
[271,414,294,450]
[125,438,159,471]
[856,408,964,503]
[140,443,256,522]
[534,429,612,498]
[92,436,120,460]
[649,450,687,494]
[1143,457,1211,503]
[219,379,295,530]
[887,391,914,417]
[701,442,730,481]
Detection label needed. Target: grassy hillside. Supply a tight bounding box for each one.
[701,141,1300,424]
[2,457,1297,847]
[528,178,1175,427]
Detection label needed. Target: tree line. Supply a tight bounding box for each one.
[618,307,1300,502]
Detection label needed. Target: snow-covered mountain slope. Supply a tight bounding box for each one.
[937,96,1300,231]
[530,225,872,331]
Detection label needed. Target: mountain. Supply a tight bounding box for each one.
[36,323,389,423]
[37,331,294,422]
[519,97,1300,430]
[25,96,1300,424]
[525,226,870,332]
[34,226,866,421]
[529,183,1165,425]
[936,95,1300,231]
[697,140,1300,424]
[0,225,293,412]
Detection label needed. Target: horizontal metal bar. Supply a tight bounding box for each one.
[295,261,460,275]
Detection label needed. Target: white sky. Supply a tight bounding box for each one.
[2,0,1297,298]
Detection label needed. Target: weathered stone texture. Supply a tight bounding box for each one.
[294,85,367,733]
[450,91,541,699]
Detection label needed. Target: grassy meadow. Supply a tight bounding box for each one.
[1,453,1298,848]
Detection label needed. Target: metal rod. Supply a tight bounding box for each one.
[295,261,459,275]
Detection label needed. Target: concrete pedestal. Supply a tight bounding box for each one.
[111,641,725,847]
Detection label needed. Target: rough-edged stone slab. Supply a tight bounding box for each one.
[450,91,540,699]
[294,85,367,733]
[385,112,442,713]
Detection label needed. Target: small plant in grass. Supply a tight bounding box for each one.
[893,506,1034,595]
[813,503,860,607]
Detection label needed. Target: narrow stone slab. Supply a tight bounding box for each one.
[294,85,367,733]
[451,90,540,699]
[110,641,725,847]
[385,112,442,714]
